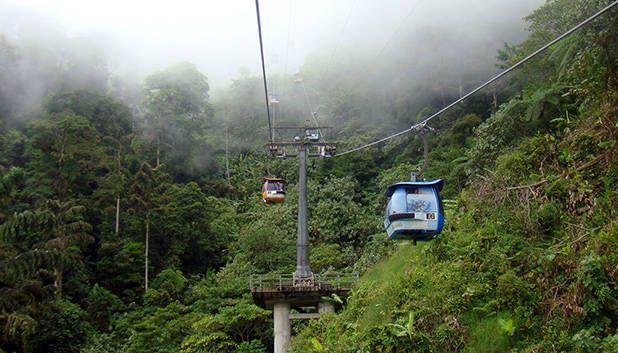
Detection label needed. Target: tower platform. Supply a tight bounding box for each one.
[250,273,357,309]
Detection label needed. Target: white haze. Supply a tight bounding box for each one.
[2,0,544,91]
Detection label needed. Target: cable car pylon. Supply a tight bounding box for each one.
[251,3,355,352]
[252,119,355,353]
[266,120,338,284]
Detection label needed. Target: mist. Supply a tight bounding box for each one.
[1,0,543,90]
[0,0,549,145]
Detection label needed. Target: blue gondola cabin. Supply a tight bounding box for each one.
[384,179,444,242]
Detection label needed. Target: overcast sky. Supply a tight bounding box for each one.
[2,0,544,90]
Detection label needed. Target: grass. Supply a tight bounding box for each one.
[461,311,511,353]
[357,242,424,329]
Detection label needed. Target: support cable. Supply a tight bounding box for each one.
[334,0,618,157]
[418,128,431,176]
[299,78,325,140]
[300,79,318,125]
[255,0,274,143]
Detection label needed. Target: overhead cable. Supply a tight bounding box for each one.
[376,0,425,59]
[334,0,618,157]
[255,0,274,143]
[329,0,358,63]
[283,0,294,76]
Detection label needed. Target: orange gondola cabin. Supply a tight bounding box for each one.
[261,177,286,203]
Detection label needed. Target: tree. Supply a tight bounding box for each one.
[181,300,270,353]
[36,199,93,298]
[308,175,379,248]
[25,111,101,202]
[43,90,132,139]
[0,35,19,121]
[141,62,215,180]
[149,183,233,273]
[0,168,56,351]
[504,0,618,96]
[96,134,133,236]
[128,162,169,291]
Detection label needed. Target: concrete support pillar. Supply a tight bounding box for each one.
[273,302,291,353]
[318,301,335,315]
[295,146,312,278]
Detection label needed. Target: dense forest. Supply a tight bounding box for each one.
[1,0,616,352]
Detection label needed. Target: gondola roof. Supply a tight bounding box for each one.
[385,179,444,197]
[262,177,286,184]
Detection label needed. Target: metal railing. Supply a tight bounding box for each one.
[250,272,359,291]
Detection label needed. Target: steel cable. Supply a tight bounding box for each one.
[334,0,618,157]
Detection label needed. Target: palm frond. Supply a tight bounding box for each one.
[0,249,65,281]
[0,312,36,343]
[0,210,54,243]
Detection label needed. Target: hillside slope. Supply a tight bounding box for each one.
[291,102,617,353]
[290,1,618,351]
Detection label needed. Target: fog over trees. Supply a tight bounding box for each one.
[1,1,616,352]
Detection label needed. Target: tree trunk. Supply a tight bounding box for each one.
[601,38,617,94]
[225,124,230,181]
[115,197,120,234]
[145,221,149,291]
[156,137,160,168]
[492,88,498,113]
[55,130,67,201]
[54,268,62,299]
[115,148,122,234]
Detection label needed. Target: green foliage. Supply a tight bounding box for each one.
[572,329,618,353]
[0,210,54,244]
[25,110,104,200]
[438,114,482,148]
[180,300,271,353]
[235,339,268,353]
[1,1,617,352]
[308,175,379,247]
[351,234,396,274]
[151,268,188,299]
[149,183,233,273]
[143,62,211,117]
[23,300,91,353]
[310,337,324,352]
[95,240,144,298]
[0,167,24,205]
[180,331,236,353]
[387,311,416,345]
[310,243,349,273]
[497,318,515,336]
[141,62,215,180]
[85,284,124,331]
[120,301,196,353]
[291,16,618,345]
[44,90,132,138]
[468,83,569,172]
